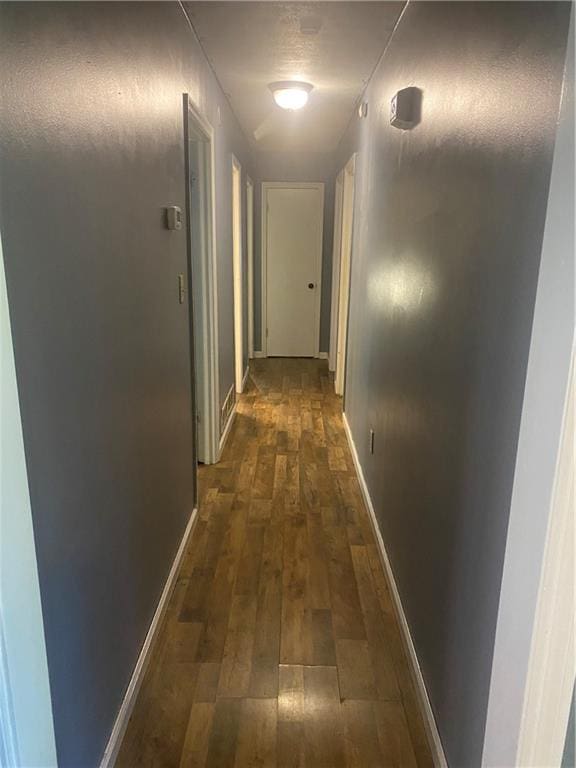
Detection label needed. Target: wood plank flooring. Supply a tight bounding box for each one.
[116,358,433,768]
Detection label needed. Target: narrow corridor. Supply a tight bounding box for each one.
[117,358,433,767]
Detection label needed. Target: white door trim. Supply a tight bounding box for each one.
[184,95,220,466]
[0,619,19,767]
[329,169,345,372]
[261,181,324,358]
[232,155,244,392]
[0,227,58,767]
[335,155,356,396]
[246,177,254,359]
[516,348,575,767]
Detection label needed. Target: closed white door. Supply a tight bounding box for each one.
[265,184,323,357]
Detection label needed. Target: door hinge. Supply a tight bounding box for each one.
[266,327,269,337]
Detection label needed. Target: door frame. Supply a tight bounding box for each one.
[261,181,324,358]
[0,236,58,768]
[232,155,244,392]
[516,348,575,766]
[329,169,345,372]
[333,155,356,396]
[183,94,220,466]
[246,177,255,359]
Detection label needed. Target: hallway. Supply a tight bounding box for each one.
[117,358,433,767]
[1,2,573,764]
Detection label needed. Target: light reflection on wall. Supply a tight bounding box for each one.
[21,61,199,151]
[368,256,439,315]
[377,392,450,447]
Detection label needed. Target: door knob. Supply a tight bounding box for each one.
[308,283,315,289]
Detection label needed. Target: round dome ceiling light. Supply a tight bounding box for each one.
[269,81,313,111]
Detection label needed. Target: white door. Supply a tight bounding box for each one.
[264,184,323,357]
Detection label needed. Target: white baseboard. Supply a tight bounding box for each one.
[318,351,329,360]
[342,413,448,768]
[219,405,236,457]
[99,508,198,768]
[253,351,266,359]
[241,365,250,392]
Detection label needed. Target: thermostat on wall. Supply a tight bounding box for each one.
[390,87,421,130]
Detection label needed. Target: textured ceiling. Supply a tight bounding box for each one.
[184,2,404,152]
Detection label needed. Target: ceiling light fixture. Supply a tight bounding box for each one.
[269,81,313,111]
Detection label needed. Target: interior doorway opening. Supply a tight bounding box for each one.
[184,94,220,465]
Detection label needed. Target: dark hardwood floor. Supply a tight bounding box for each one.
[116,358,433,767]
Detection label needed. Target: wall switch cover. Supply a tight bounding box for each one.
[165,205,182,230]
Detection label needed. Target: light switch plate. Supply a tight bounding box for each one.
[166,206,182,230]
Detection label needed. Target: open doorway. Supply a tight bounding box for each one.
[184,94,219,465]
[330,154,356,396]
[232,156,244,393]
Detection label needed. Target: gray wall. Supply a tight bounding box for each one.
[335,2,571,766]
[254,151,336,353]
[0,3,254,766]
[483,7,574,762]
